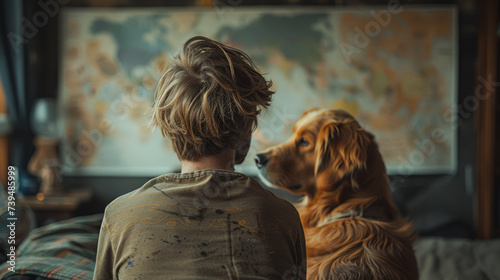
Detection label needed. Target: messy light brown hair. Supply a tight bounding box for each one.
[150,36,274,161]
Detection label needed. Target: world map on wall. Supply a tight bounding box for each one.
[59,7,457,176]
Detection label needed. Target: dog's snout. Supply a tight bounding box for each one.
[255,152,271,169]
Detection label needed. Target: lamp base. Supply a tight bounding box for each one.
[27,137,63,195]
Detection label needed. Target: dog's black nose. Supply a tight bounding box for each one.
[255,152,270,169]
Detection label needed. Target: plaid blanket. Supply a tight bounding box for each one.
[0,214,103,280]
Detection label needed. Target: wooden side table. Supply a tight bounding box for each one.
[19,188,93,226]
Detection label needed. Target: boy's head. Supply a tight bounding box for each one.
[151,36,274,163]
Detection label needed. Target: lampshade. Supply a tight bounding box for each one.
[31,98,59,138]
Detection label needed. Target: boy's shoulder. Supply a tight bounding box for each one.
[104,170,299,218]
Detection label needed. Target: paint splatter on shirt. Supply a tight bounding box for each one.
[93,169,306,279]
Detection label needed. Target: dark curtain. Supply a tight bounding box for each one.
[0,0,34,169]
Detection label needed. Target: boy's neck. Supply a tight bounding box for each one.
[181,149,236,173]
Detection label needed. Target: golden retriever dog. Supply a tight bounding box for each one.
[255,108,418,280]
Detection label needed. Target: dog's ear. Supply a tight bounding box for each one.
[315,120,371,177]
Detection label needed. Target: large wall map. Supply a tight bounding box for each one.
[59,6,457,176]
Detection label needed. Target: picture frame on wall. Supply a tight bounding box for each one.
[58,5,458,176]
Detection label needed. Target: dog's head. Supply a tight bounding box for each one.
[255,108,374,199]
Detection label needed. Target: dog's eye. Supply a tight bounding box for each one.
[298,137,309,147]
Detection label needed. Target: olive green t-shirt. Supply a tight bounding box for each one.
[93,169,306,280]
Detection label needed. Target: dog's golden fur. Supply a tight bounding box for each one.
[256,108,418,280]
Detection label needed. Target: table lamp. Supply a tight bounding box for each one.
[27,98,63,196]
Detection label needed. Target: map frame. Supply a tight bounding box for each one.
[57,6,458,177]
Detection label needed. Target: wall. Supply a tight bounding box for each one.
[0,80,7,187]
